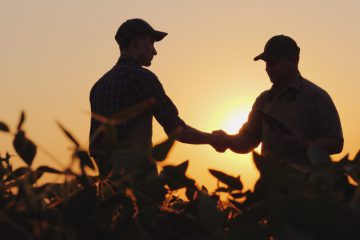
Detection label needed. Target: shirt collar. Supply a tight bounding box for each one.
[266,73,302,102]
[115,55,141,68]
[270,72,302,94]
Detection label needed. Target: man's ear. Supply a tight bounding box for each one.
[289,55,300,64]
[133,36,142,48]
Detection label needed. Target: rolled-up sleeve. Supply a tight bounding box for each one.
[132,70,185,135]
[312,91,343,140]
[237,92,267,150]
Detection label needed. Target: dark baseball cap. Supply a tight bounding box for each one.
[115,18,167,46]
[254,35,300,62]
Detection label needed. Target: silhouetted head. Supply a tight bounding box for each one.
[115,19,167,66]
[254,35,300,85]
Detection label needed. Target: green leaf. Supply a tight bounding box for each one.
[152,137,175,161]
[209,169,243,190]
[307,145,331,166]
[0,121,10,132]
[57,122,80,147]
[13,131,37,167]
[17,111,25,131]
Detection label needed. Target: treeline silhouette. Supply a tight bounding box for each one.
[0,111,360,239]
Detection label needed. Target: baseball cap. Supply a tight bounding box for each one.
[115,18,167,46]
[254,35,300,62]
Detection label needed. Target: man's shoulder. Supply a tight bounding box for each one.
[300,77,331,99]
[256,89,272,102]
[250,89,271,109]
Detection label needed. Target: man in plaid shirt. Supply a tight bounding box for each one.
[89,19,222,176]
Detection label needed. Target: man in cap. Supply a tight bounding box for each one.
[89,19,223,176]
[211,35,343,163]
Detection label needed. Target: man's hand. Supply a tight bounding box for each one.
[211,130,230,153]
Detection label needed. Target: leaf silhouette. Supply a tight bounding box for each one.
[57,122,80,147]
[136,178,167,204]
[198,193,224,234]
[37,165,63,174]
[62,187,97,225]
[75,150,95,170]
[353,150,360,163]
[209,169,243,190]
[215,187,229,193]
[27,170,44,185]
[111,98,156,125]
[161,160,194,190]
[231,191,248,199]
[0,121,10,132]
[90,98,156,126]
[252,151,264,172]
[152,137,175,161]
[17,111,25,131]
[185,185,198,201]
[13,131,37,167]
[177,159,189,173]
[5,167,31,181]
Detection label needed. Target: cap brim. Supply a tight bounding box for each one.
[254,53,265,61]
[153,31,167,42]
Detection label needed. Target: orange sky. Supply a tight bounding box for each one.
[1,1,360,191]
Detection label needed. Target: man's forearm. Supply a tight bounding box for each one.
[228,134,256,154]
[176,125,221,145]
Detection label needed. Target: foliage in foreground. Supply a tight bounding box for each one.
[0,111,360,240]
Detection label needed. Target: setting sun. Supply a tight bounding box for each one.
[221,110,249,134]
[216,104,251,135]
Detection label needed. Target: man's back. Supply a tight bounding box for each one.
[90,57,152,153]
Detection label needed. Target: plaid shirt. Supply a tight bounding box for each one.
[89,56,185,152]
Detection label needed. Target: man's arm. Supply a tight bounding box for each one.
[137,72,227,148]
[308,89,344,154]
[211,130,260,154]
[211,94,265,153]
[169,125,228,147]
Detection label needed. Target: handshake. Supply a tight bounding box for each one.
[210,130,232,153]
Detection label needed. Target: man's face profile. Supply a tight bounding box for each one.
[265,56,295,85]
[135,35,157,67]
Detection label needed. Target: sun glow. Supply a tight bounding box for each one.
[219,106,251,135]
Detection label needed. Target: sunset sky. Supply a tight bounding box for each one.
[1,0,359,191]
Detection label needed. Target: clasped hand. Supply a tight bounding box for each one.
[211,130,230,152]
